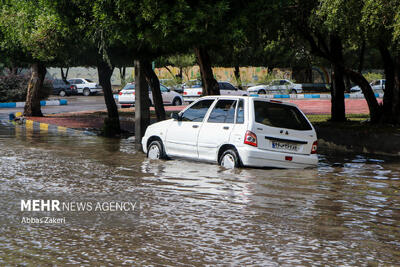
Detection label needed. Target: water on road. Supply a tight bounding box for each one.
[0,123,399,265]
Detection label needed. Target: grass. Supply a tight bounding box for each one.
[308,114,400,134]
[307,114,370,123]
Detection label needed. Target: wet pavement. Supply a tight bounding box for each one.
[0,123,399,265]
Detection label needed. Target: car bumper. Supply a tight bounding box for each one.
[183,96,200,103]
[237,146,318,169]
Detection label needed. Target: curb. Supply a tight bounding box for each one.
[5,112,96,136]
[249,93,384,99]
[0,99,68,108]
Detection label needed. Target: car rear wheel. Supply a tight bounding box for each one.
[219,149,240,169]
[83,88,90,96]
[59,90,66,97]
[258,89,266,94]
[147,140,166,160]
[172,97,182,106]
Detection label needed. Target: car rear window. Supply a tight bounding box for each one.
[253,101,312,130]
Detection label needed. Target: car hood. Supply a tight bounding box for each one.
[247,85,267,91]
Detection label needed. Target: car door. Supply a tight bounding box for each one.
[269,80,280,93]
[160,84,172,104]
[165,99,215,159]
[197,99,237,161]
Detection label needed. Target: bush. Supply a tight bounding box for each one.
[0,74,51,102]
[363,72,384,83]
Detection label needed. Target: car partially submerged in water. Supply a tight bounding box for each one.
[142,96,318,169]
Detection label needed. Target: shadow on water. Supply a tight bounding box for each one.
[0,124,399,265]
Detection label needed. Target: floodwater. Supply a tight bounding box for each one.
[0,123,399,266]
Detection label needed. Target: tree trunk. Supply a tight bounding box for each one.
[61,67,69,82]
[134,60,150,147]
[330,35,346,122]
[119,67,126,86]
[142,60,166,121]
[97,60,121,136]
[24,62,46,117]
[345,68,382,123]
[234,65,242,89]
[194,46,219,95]
[379,45,400,124]
[393,56,400,124]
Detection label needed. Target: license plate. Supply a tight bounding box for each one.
[272,141,298,151]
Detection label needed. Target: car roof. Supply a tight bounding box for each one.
[197,95,297,107]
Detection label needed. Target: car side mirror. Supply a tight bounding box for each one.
[171,112,182,121]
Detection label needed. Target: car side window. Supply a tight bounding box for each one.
[225,83,236,90]
[160,85,168,92]
[272,80,280,85]
[236,99,244,124]
[181,99,214,122]
[207,99,237,123]
[218,83,225,90]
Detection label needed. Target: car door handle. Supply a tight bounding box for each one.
[223,126,229,130]
[192,125,199,128]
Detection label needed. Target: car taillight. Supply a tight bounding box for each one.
[311,141,318,154]
[244,131,257,147]
[119,91,122,95]
[132,92,135,95]
[183,92,187,95]
[197,91,202,95]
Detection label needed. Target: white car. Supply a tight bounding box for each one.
[350,79,385,93]
[142,96,318,169]
[183,82,248,103]
[118,83,183,107]
[67,78,102,96]
[248,79,303,94]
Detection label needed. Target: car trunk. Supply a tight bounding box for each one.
[251,100,316,155]
[183,88,203,97]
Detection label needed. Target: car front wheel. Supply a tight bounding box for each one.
[172,97,182,106]
[83,88,90,96]
[258,89,266,94]
[147,140,166,160]
[291,89,297,94]
[59,90,66,97]
[219,149,240,169]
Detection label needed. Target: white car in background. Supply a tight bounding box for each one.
[183,81,248,103]
[248,79,303,94]
[118,83,183,107]
[350,79,385,93]
[142,95,318,169]
[67,78,102,96]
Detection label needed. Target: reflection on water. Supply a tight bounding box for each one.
[0,124,399,265]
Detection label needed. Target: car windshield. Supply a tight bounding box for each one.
[123,84,135,90]
[253,101,312,131]
[86,79,93,83]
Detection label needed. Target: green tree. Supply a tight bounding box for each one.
[0,0,69,116]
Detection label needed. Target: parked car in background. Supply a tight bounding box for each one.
[247,82,328,94]
[350,79,385,93]
[142,96,318,169]
[118,82,183,107]
[183,81,248,103]
[67,78,102,96]
[267,79,303,94]
[51,79,77,96]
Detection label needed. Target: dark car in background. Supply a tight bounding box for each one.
[52,79,77,96]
